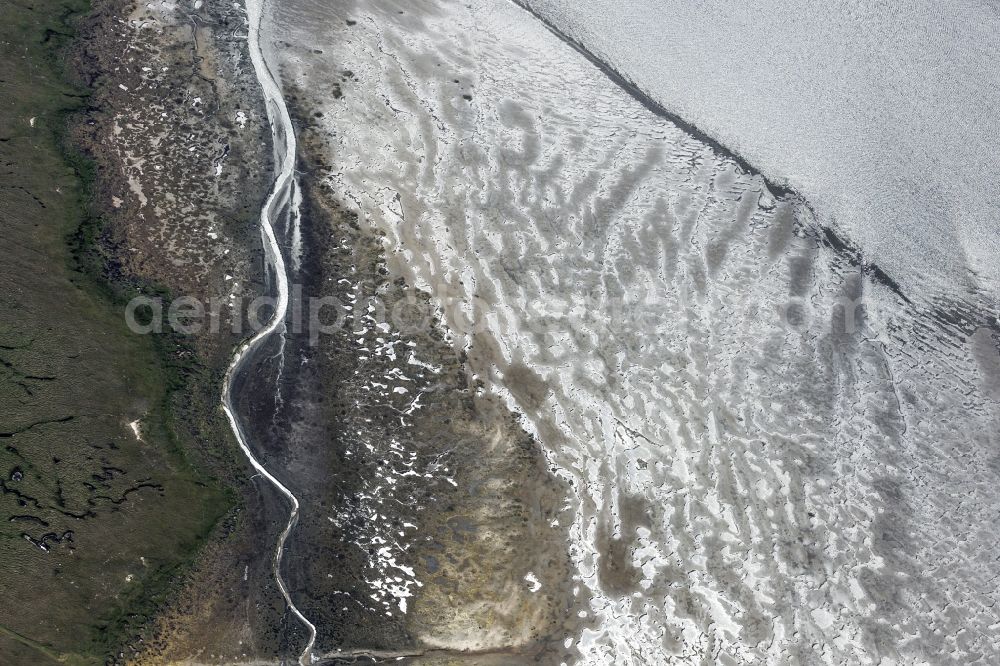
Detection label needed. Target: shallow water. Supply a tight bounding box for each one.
[518,0,1000,298]
[265,0,1000,662]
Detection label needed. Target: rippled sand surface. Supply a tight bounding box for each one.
[267,0,1000,662]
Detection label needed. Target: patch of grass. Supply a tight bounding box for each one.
[0,0,234,662]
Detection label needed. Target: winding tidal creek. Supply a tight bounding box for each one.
[222,0,316,662]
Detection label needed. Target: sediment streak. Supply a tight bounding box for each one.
[221,0,316,662]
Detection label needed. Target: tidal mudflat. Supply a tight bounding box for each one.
[264,0,1000,662]
[2,0,998,663]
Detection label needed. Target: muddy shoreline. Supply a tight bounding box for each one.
[229,91,588,660]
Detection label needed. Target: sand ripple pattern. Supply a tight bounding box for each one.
[267,0,1000,662]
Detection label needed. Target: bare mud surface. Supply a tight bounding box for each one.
[74,0,270,337]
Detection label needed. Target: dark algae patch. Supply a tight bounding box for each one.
[0,0,230,662]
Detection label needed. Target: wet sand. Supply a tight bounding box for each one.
[262,0,1000,662]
